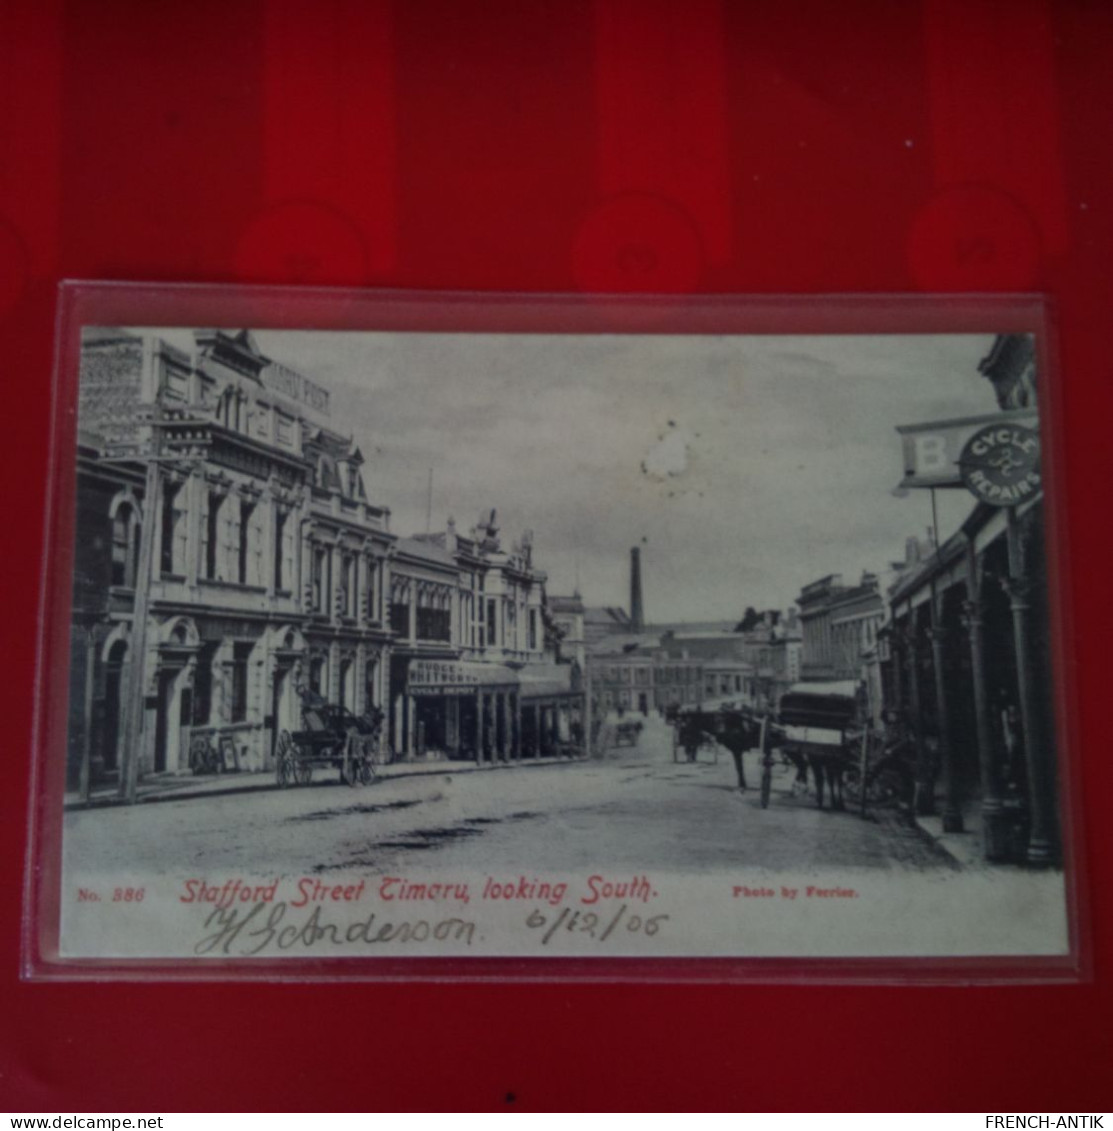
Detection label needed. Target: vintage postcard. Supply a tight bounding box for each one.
[47,314,1072,970]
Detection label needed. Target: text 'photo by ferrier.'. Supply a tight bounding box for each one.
[57,324,1069,962]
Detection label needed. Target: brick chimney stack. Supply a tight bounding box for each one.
[630,546,644,633]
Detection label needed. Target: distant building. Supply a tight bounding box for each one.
[586,636,704,715]
[582,605,633,647]
[548,593,585,671]
[797,573,884,684]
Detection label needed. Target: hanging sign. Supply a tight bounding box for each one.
[895,408,1038,489]
[958,422,1041,507]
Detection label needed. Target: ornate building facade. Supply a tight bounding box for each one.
[67,329,581,794]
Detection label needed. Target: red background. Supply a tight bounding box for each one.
[3,0,1111,1112]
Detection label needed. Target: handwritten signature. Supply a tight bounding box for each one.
[195,901,476,956]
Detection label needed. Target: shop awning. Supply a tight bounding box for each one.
[518,664,578,700]
[785,680,860,698]
[408,658,519,693]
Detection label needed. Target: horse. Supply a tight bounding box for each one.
[716,710,765,792]
[676,712,718,764]
[780,745,850,810]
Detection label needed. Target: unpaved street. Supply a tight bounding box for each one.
[64,716,955,877]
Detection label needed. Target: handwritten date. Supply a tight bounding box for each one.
[526,903,669,945]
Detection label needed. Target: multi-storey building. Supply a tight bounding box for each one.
[66,328,581,793]
[797,573,884,684]
[389,517,579,762]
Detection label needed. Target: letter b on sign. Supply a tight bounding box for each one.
[914,434,948,475]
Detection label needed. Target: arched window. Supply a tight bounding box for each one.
[111,503,140,588]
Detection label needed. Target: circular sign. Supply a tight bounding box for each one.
[958,423,1041,507]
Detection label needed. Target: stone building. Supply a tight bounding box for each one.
[66,329,581,794]
[388,517,581,762]
[797,573,884,687]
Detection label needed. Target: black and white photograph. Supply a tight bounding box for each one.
[54,315,1070,963]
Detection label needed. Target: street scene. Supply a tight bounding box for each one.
[64,716,953,877]
[52,319,1070,959]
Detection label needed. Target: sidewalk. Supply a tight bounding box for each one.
[65,751,586,811]
[912,797,987,869]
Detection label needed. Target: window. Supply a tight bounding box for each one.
[111,503,138,588]
[206,493,222,580]
[416,590,451,642]
[365,560,377,620]
[338,658,352,709]
[238,500,255,585]
[338,555,352,618]
[309,655,325,696]
[253,403,270,441]
[390,599,409,637]
[159,482,183,577]
[487,599,498,648]
[230,643,252,723]
[162,365,189,402]
[528,609,538,651]
[193,643,218,726]
[312,547,327,612]
[273,510,286,591]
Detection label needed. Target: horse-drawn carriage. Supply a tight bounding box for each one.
[275,691,385,788]
[774,682,916,811]
[775,681,862,810]
[669,684,913,814]
[613,719,644,747]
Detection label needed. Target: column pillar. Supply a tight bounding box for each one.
[379,558,390,624]
[497,693,508,761]
[185,467,204,589]
[1003,570,1056,864]
[512,693,521,760]
[962,542,1009,861]
[79,623,96,802]
[902,618,933,816]
[928,611,962,833]
[475,690,484,765]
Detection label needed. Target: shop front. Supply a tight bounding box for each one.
[889,408,1057,865]
[518,663,586,757]
[391,656,521,762]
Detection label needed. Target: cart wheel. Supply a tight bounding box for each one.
[276,731,294,788]
[294,760,313,786]
[358,757,376,786]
